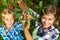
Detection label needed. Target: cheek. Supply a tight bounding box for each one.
[11,19,14,24]
[5,20,8,24]
[41,18,54,25]
[49,20,54,25]
[41,18,46,23]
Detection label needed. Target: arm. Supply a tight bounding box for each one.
[21,20,34,40]
[24,29,34,40]
[24,19,33,40]
[20,12,34,40]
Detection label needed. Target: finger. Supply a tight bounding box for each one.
[22,11,27,20]
[22,11,25,14]
[27,14,32,19]
[19,16,23,19]
[26,20,30,29]
[20,20,26,29]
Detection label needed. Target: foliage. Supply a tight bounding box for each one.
[0,35,3,40]
[13,7,21,21]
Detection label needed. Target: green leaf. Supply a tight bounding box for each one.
[51,0,58,6]
[0,34,3,40]
[42,8,45,14]
[13,7,21,21]
[39,1,43,9]
[25,8,32,15]
[19,15,24,20]
[25,0,32,6]
[2,0,7,6]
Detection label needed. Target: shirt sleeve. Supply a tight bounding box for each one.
[38,29,59,40]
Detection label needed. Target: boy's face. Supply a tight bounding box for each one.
[4,14,14,28]
[41,13,55,29]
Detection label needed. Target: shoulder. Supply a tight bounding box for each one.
[48,26,59,39]
[14,21,22,26]
[14,21,22,28]
[0,26,2,28]
[53,28,59,35]
[14,21,21,25]
[0,26,3,30]
[33,22,42,32]
[0,26,3,34]
[35,22,42,28]
[51,26,59,34]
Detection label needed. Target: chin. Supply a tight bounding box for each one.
[43,25,50,28]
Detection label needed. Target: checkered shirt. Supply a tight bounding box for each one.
[0,22,24,40]
[33,22,59,40]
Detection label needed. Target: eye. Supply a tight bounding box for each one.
[48,19,52,20]
[48,18,54,21]
[42,17,46,19]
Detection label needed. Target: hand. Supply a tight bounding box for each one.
[20,19,30,30]
[22,11,33,20]
[25,20,30,30]
[20,19,26,29]
[20,11,32,29]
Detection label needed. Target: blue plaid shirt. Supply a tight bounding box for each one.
[33,22,59,40]
[0,22,24,40]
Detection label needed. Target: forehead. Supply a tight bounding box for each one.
[42,14,55,19]
[5,14,14,19]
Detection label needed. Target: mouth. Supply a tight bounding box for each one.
[8,24,12,26]
[43,24,50,27]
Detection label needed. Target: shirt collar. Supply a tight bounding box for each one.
[37,25,55,37]
[3,25,14,31]
[40,25,55,33]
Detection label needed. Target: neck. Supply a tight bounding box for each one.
[42,26,48,30]
[6,26,11,29]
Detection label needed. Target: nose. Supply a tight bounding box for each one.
[8,20,12,24]
[44,19,48,24]
[8,21,11,24]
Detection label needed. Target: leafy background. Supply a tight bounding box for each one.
[0,0,60,40]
